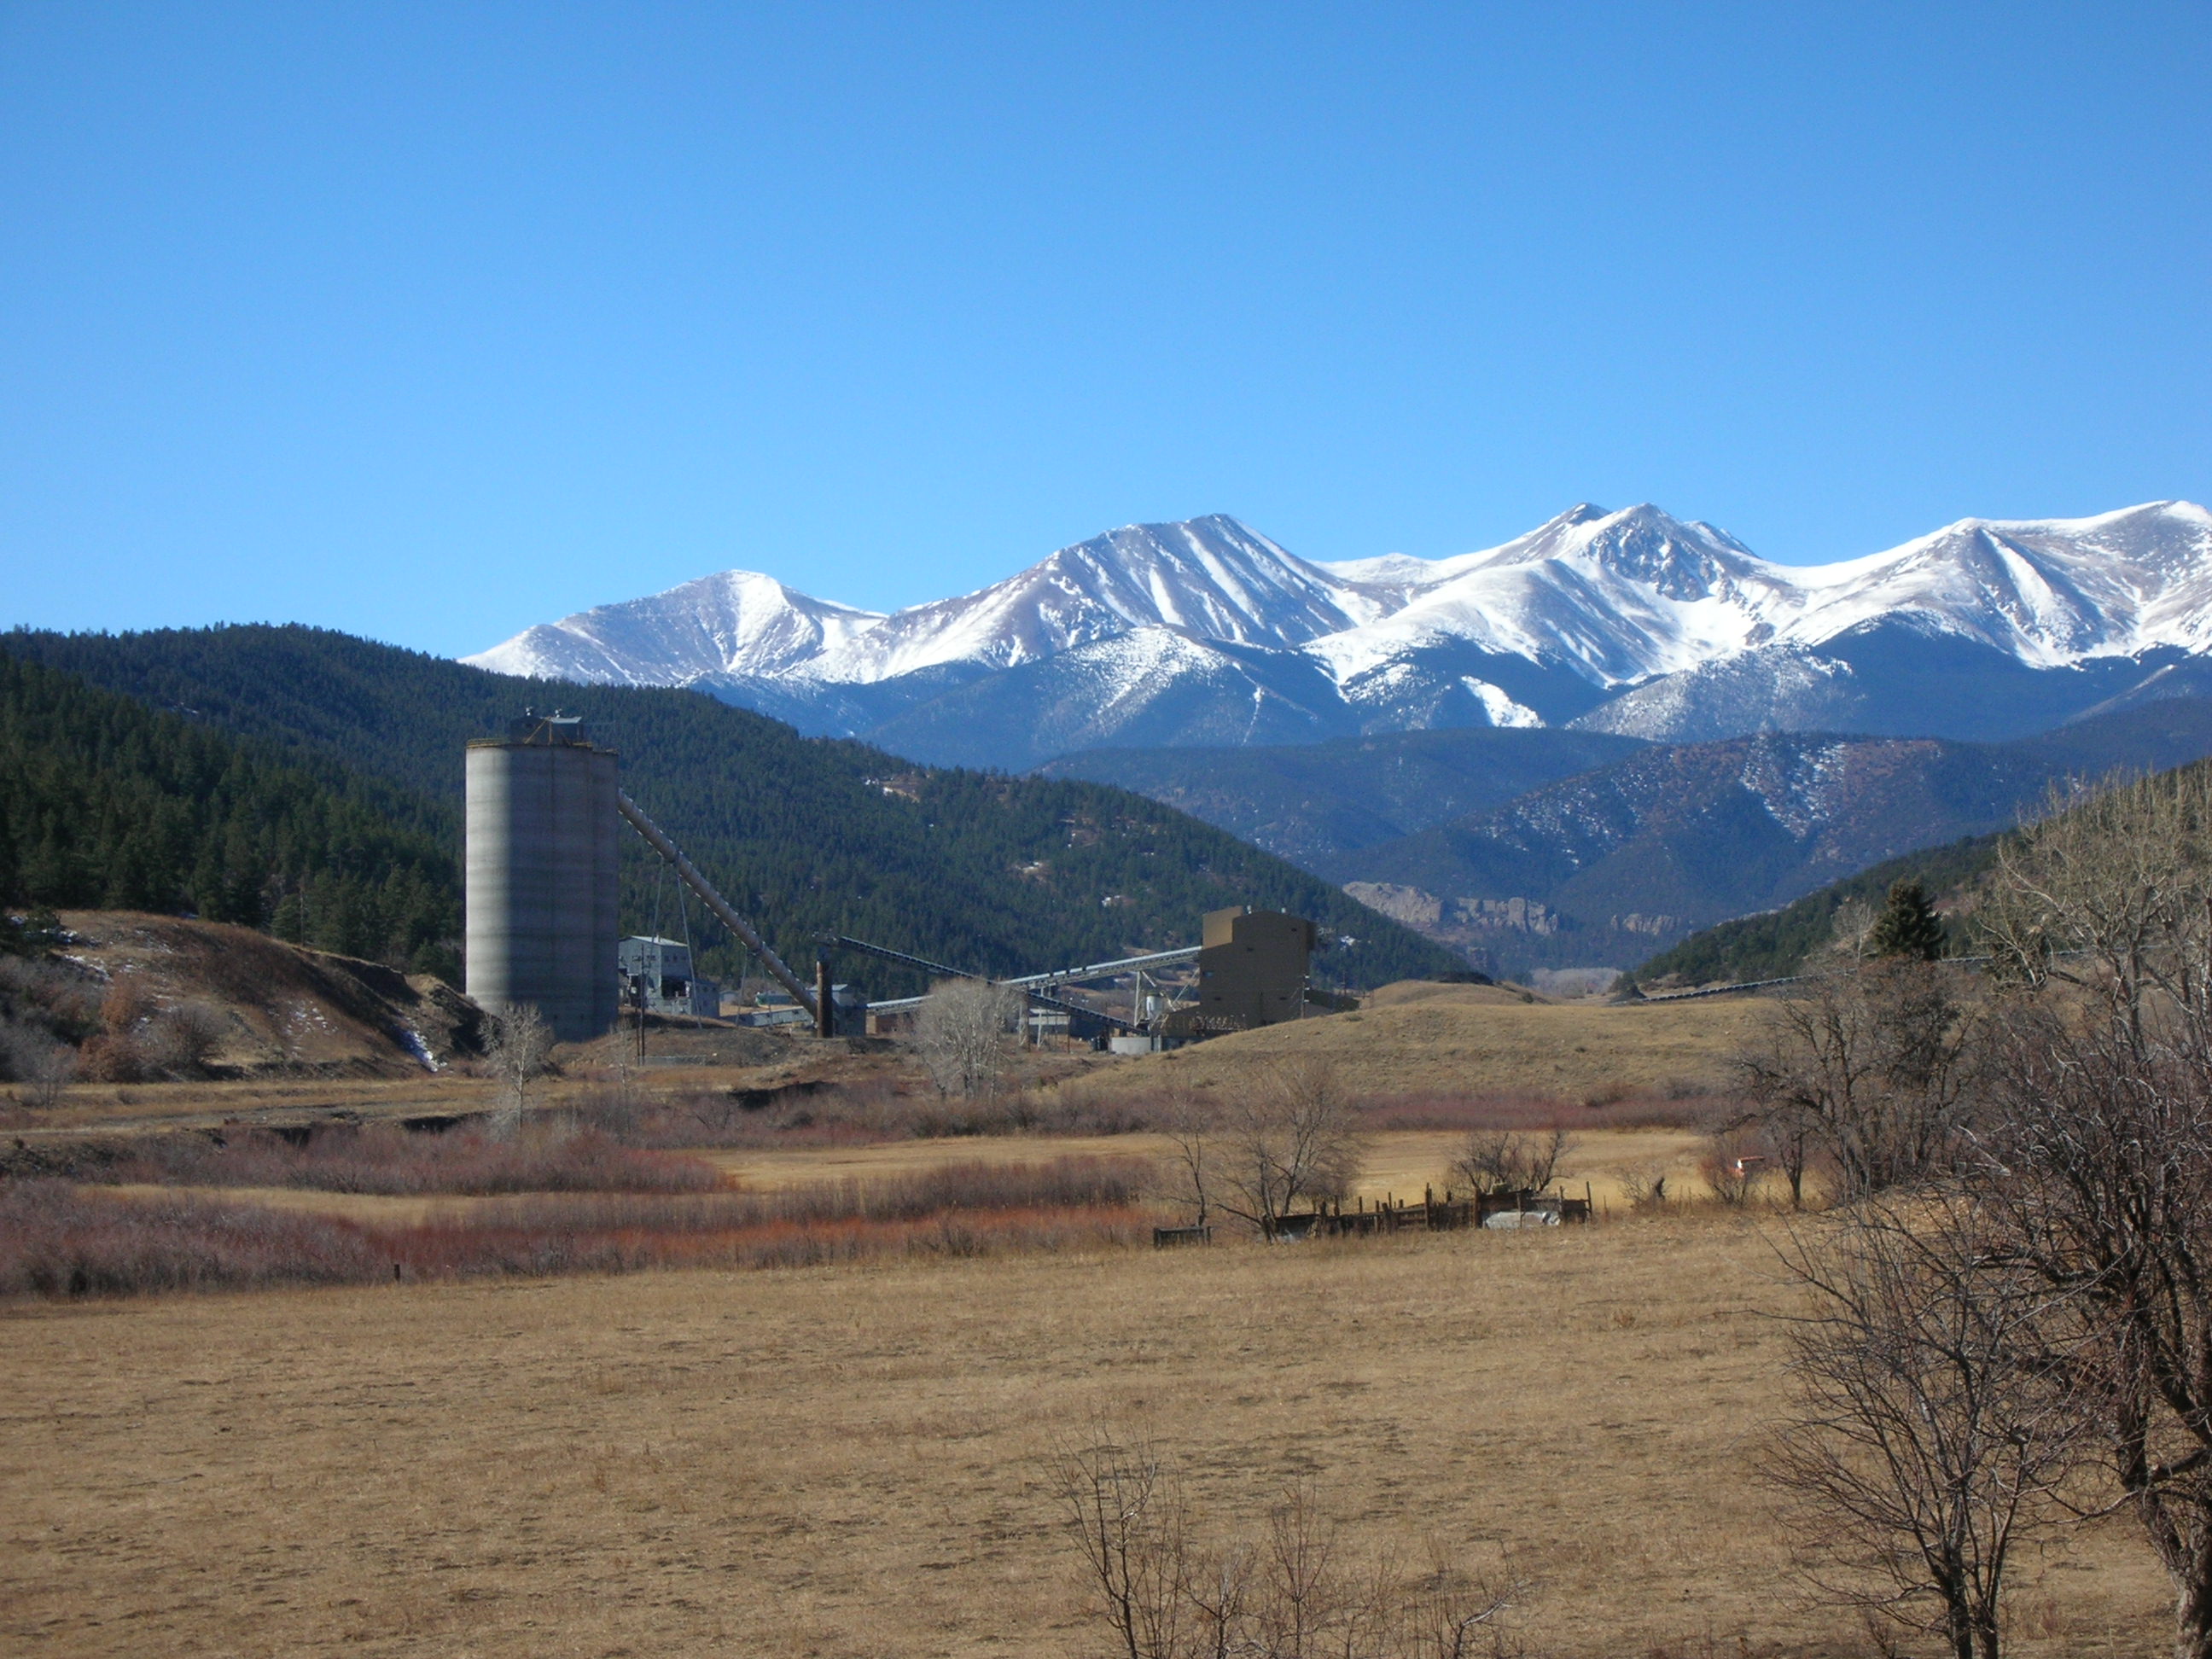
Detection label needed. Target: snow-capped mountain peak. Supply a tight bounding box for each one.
[463,568,884,687]
[1780,501,2212,665]
[463,499,2212,765]
[464,514,1406,692]
[805,514,1394,684]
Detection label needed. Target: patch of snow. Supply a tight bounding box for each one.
[1463,678,1544,728]
[396,1027,442,1073]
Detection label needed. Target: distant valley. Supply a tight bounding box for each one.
[1332,701,2212,975]
[1045,701,2212,978]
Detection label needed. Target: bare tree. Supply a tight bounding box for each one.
[484,1003,554,1135]
[1051,1423,1527,1659]
[1759,1113,1814,1211]
[1161,1088,1220,1230]
[1741,959,1982,1201]
[1968,765,2212,1659]
[912,977,1024,1099]
[1767,1193,2081,1659]
[1213,1059,1368,1237]
[1452,1128,1572,1197]
[1829,896,1877,960]
[1978,769,2212,1043]
[1051,1428,1206,1659]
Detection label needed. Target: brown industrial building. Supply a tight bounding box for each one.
[1161,907,1316,1036]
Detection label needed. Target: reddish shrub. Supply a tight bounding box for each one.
[76,1033,149,1083]
[102,1122,724,1196]
[0,1181,386,1297]
[1,1155,1157,1300]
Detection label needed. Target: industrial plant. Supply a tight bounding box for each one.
[463,714,1320,1047]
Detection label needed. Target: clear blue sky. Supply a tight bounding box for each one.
[3,3,2207,657]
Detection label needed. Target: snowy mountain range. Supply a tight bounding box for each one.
[464,501,2212,770]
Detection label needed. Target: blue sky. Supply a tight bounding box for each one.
[3,3,2207,657]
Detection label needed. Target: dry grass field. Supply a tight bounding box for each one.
[0,1216,2168,1659]
[0,975,2170,1653]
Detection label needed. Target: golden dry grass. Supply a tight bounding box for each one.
[1071,988,1773,1103]
[704,1126,1714,1211]
[0,1217,2167,1657]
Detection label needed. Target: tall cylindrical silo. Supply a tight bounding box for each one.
[465,714,620,1042]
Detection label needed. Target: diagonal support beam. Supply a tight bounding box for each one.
[616,790,818,1020]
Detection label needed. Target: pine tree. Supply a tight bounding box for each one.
[1868,879,1946,961]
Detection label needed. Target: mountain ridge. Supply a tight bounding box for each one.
[466,501,2212,768]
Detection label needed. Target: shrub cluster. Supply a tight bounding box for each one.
[0,1155,1153,1299]
[92,1121,724,1196]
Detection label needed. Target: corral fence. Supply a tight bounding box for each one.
[1301,1185,1593,1237]
[1156,1186,1593,1246]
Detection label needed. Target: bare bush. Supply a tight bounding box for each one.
[1213,1060,1368,1237]
[99,975,148,1036]
[1741,959,1982,1202]
[100,1121,721,1196]
[912,978,1025,1099]
[0,1180,392,1297]
[1698,1123,1762,1208]
[1051,1424,1529,1658]
[1616,1161,1669,1209]
[483,1003,555,1135]
[1767,1193,2081,1659]
[76,1031,148,1083]
[1,1022,77,1109]
[1452,1128,1571,1196]
[140,1000,226,1077]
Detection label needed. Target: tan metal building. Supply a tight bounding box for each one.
[1164,907,1316,1034]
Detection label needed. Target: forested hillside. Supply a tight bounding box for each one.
[0,654,460,971]
[1627,834,2000,987]
[0,626,1463,994]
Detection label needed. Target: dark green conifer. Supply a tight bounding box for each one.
[1868,879,1946,961]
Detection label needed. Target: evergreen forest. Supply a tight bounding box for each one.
[0,653,461,973]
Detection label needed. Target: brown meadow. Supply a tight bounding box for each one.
[0,1214,2168,1658]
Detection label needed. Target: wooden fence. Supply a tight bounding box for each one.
[1154,1186,1594,1245]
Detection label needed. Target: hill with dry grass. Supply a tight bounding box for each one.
[9,911,481,1081]
[1065,979,1769,1103]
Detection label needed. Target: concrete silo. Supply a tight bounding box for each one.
[465,713,620,1042]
